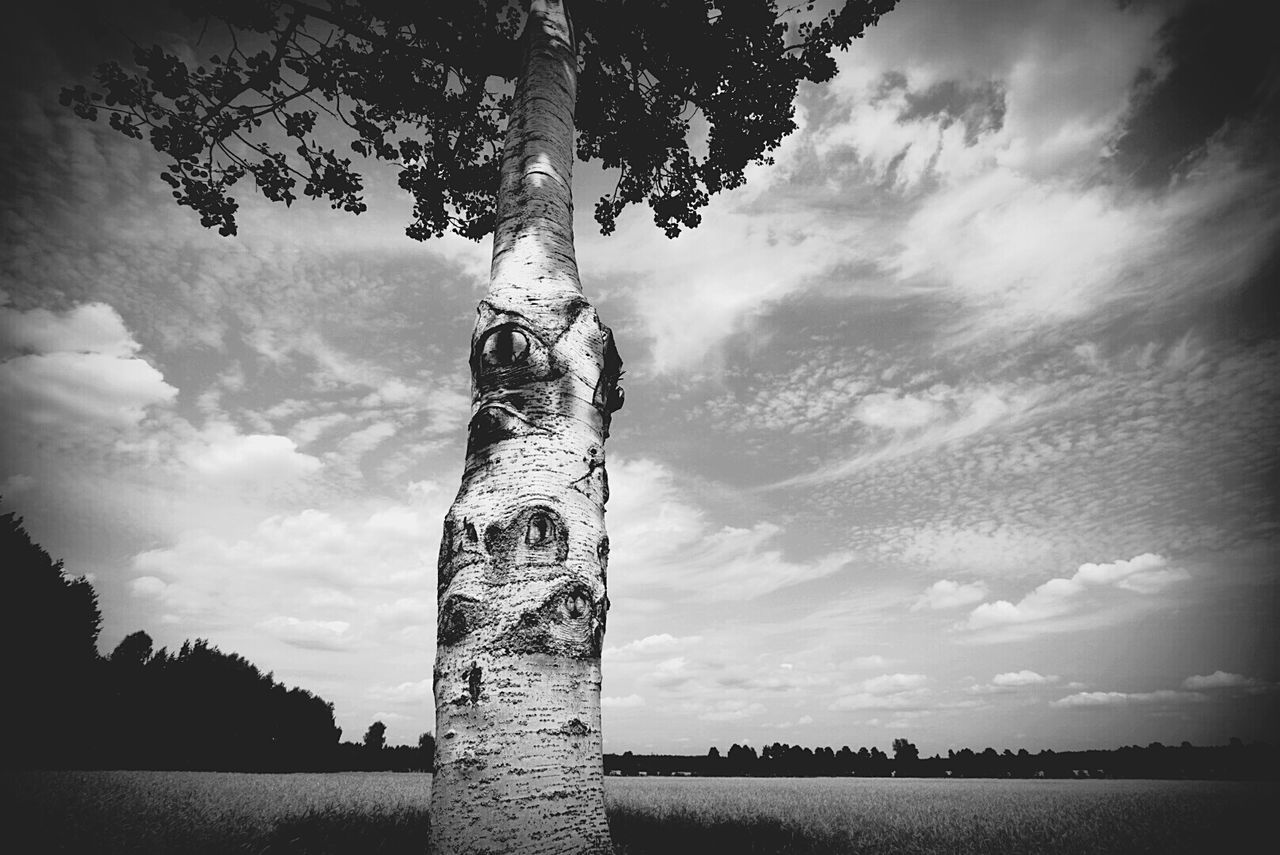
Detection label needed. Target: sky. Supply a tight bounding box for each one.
[1,0,1277,756]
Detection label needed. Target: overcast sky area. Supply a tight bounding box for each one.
[2,0,1277,755]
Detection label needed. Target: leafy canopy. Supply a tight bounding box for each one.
[62,0,898,241]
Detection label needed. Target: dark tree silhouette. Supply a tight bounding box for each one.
[99,632,343,770]
[62,0,899,241]
[0,509,103,768]
[62,2,901,850]
[363,720,388,751]
[892,737,919,763]
[0,506,368,773]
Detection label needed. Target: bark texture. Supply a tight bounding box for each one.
[429,2,620,853]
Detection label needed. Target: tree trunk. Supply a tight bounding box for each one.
[429,2,621,853]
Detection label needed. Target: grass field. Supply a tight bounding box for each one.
[2,770,1273,854]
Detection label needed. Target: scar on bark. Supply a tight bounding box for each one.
[497,581,606,658]
[569,443,606,498]
[467,399,550,456]
[483,505,569,566]
[439,594,481,646]
[556,718,591,736]
[465,661,482,705]
[593,323,625,438]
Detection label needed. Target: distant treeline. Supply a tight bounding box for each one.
[1,509,433,772]
[5,506,1274,779]
[606,738,1279,781]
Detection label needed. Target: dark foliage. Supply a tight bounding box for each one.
[0,510,103,768]
[607,739,1280,781]
[97,632,346,770]
[61,0,898,240]
[363,719,388,750]
[0,506,431,771]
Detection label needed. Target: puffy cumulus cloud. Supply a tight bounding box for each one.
[258,616,353,651]
[0,302,139,357]
[0,302,176,431]
[129,500,444,631]
[0,352,176,429]
[911,579,988,611]
[992,670,1058,687]
[1181,672,1267,692]
[830,673,930,711]
[971,670,1061,694]
[647,656,693,689]
[607,458,851,601]
[962,553,1189,640]
[861,673,928,694]
[183,425,322,483]
[1051,690,1205,708]
[604,633,701,661]
[367,679,433,705]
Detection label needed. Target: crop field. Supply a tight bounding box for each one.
[2,770,1273,854]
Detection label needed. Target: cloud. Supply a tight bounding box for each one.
[602,694,646,709]
[605,633,701,660]
[687,699,767,722]
[0,302,139,357]
[854,391,945,431]
[1181,671,1264,691]
[0,303,177,431]
[890,524,1062,578]
[184,426,323,483]
[259,616,353,651]
[830,673,930,711]
[648,656,692,689]
[1051,690,1205,708]
[128,499,444,632]
[608,458,851,601]
[772,383,1043,489]
[962,553,1189,639]
[912,579,989,611]
[368,679,433,704]
[992,670,1058,687]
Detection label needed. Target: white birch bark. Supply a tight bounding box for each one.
[429,2,620,853]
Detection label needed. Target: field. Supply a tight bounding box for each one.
[2,771,1274,854]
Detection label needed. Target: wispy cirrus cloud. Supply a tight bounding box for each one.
[608,458,852,601]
